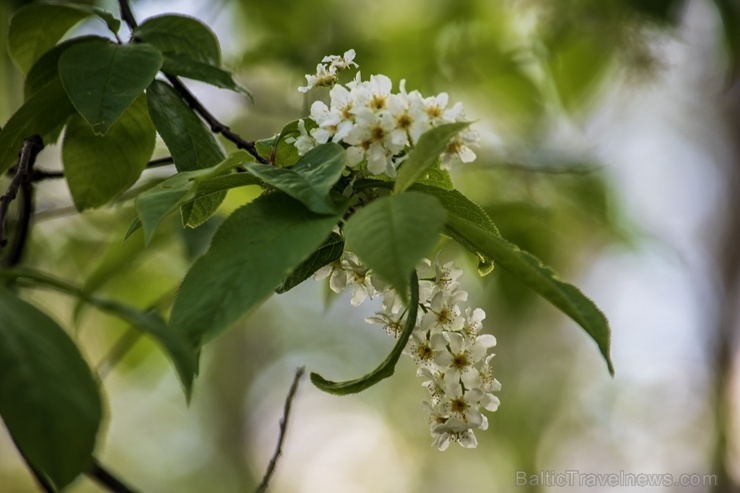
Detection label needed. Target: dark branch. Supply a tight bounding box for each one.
[147,156,175,168]
[117,0,138,29]
[20,156,175,183]
[254,367,305,493]
[117,0,268,164]
[87,458,141,493]
[163,75,269,164]
[31,169,64,181]
[0,136,43,263]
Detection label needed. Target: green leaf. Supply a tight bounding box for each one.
[256,119,318,167]
[8,3,89,74]
[714,0,740,81]
[0,269,197,398]
[62,94,156,210]
[311,271,419,395]
[133,14,221,65]
[244,143,346,214]
[24,36,104,100]
[136,170,206,245]
[161,54,252,99]
[180,192,227,228]
[445,214,614,375]
[90,304,196,400]
[361,182,499,275]
[59,39,163,135]
[170,193,343,351]
[276,232,344,293]
[0,285,101,490]
[146,80,226,171]
[417,165,455,190]
[394,122,469,193]
[134,152,255,243]
[0,77,74,174]
[194,172,262,196]
[344,192,447,296]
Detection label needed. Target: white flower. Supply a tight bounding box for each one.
[365,309,406,338]
[440,383,486,429]
[461,307,486,340]
[405,330,447,367]
[288,119,317,156]
[344,107,400,175]
[427,290,467,333]
[298,63,337,93]
[441,127,479,170]
[314,252,376,306]
[322,49,359,71]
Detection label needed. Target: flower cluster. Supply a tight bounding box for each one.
[298,49,358,93]
[316,252,501,450]
[295,50,480,177]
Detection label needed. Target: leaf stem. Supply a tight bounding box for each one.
[310,270,419,394]
[87,458,141,493]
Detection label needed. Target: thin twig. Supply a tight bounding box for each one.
[21,156,175,183]
[163,75,269,164]
[0,136,43,257]
[117,0,268,165]
[254,367,305,493]
[31,169,64,181]
[87,458,141,493]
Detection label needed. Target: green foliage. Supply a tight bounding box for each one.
[344,191,447,296]
[146,80,226,171]
[59,39,162,135]
[311,271,419,394]
[133,14,221,65]
[170,193,344,355]
[445,214,614,374]
[0,285,102,490]
[159,54,252,99]
[276,232,344,293]
[244,143,346,214]
[0,77,74,173]
[394,122,468,193]
[133,150,256,243]
[24,36,103,100]
[256,119,319,167]
[136,169,209,245]
[0,0,637,483]
[62,94,156,210]
[714,0,740,81]
[0,268,196,396]
[7,2,103,75]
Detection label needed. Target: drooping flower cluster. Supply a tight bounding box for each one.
[295,50,480,177]
[315,252,501,451]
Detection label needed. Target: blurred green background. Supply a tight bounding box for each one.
[2,0,740,491]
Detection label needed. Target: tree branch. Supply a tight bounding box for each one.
[19,156,175,183]
[254,367,305,493]
[117,0,268,164]
[0,136,43,265]
[163,75,269,164]
[87,458,141,493]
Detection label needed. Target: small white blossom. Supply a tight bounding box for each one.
[322,49,358,71]
[298,63,337,93]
